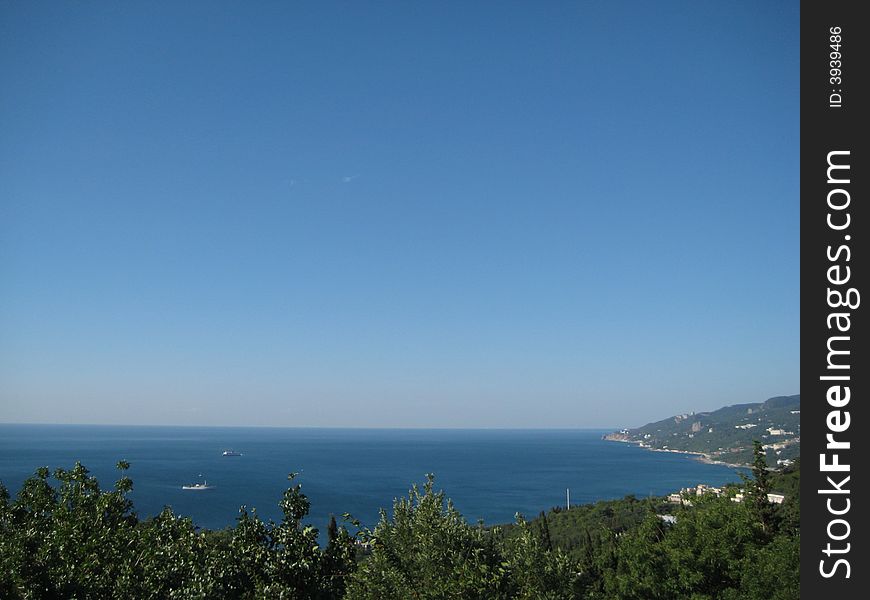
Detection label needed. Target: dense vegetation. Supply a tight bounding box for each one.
[605,394,800,465]
[0,449,799,599]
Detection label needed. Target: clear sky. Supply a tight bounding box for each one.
[0,1,799,428]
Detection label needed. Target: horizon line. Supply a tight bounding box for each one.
[0,421,618,431]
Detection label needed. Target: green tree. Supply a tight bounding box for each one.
[225,473,356,598]
[504,515,581,600]
[0,462,142,598]
[604,514,672,600]
[327,515,339,547]
[345,475,513,600]
[537,511,553,552]
[731,532,800,600]
[0,464,355,599]
[744,440,774,533]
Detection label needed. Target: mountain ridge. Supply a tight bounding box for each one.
[604,394,800,467]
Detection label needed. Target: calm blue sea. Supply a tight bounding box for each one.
[0,425,745,533]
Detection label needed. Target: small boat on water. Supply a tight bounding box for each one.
[222,449,243,457]
[182,479,215,490]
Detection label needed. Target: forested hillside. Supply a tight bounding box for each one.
[604,394,800,465]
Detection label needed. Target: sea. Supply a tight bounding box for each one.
[0,425,746,533]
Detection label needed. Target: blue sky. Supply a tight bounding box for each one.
[0,1,799,428]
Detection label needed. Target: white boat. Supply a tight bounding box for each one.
[182,480,215,490]
[222,449,243,457]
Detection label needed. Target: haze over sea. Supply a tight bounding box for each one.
[0,425,746,532]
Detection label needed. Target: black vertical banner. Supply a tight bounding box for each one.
[802,0,868,596]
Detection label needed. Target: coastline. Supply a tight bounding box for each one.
[603,436,750,469]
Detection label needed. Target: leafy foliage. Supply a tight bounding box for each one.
[0,465,354,599]
[345,475,580,600]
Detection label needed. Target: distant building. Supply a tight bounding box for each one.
[763,442,790,451]
[694,484,722,497]
[668,484,723,504]
[731,491,786,504]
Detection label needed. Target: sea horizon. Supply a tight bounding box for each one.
[0,422,620,431]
